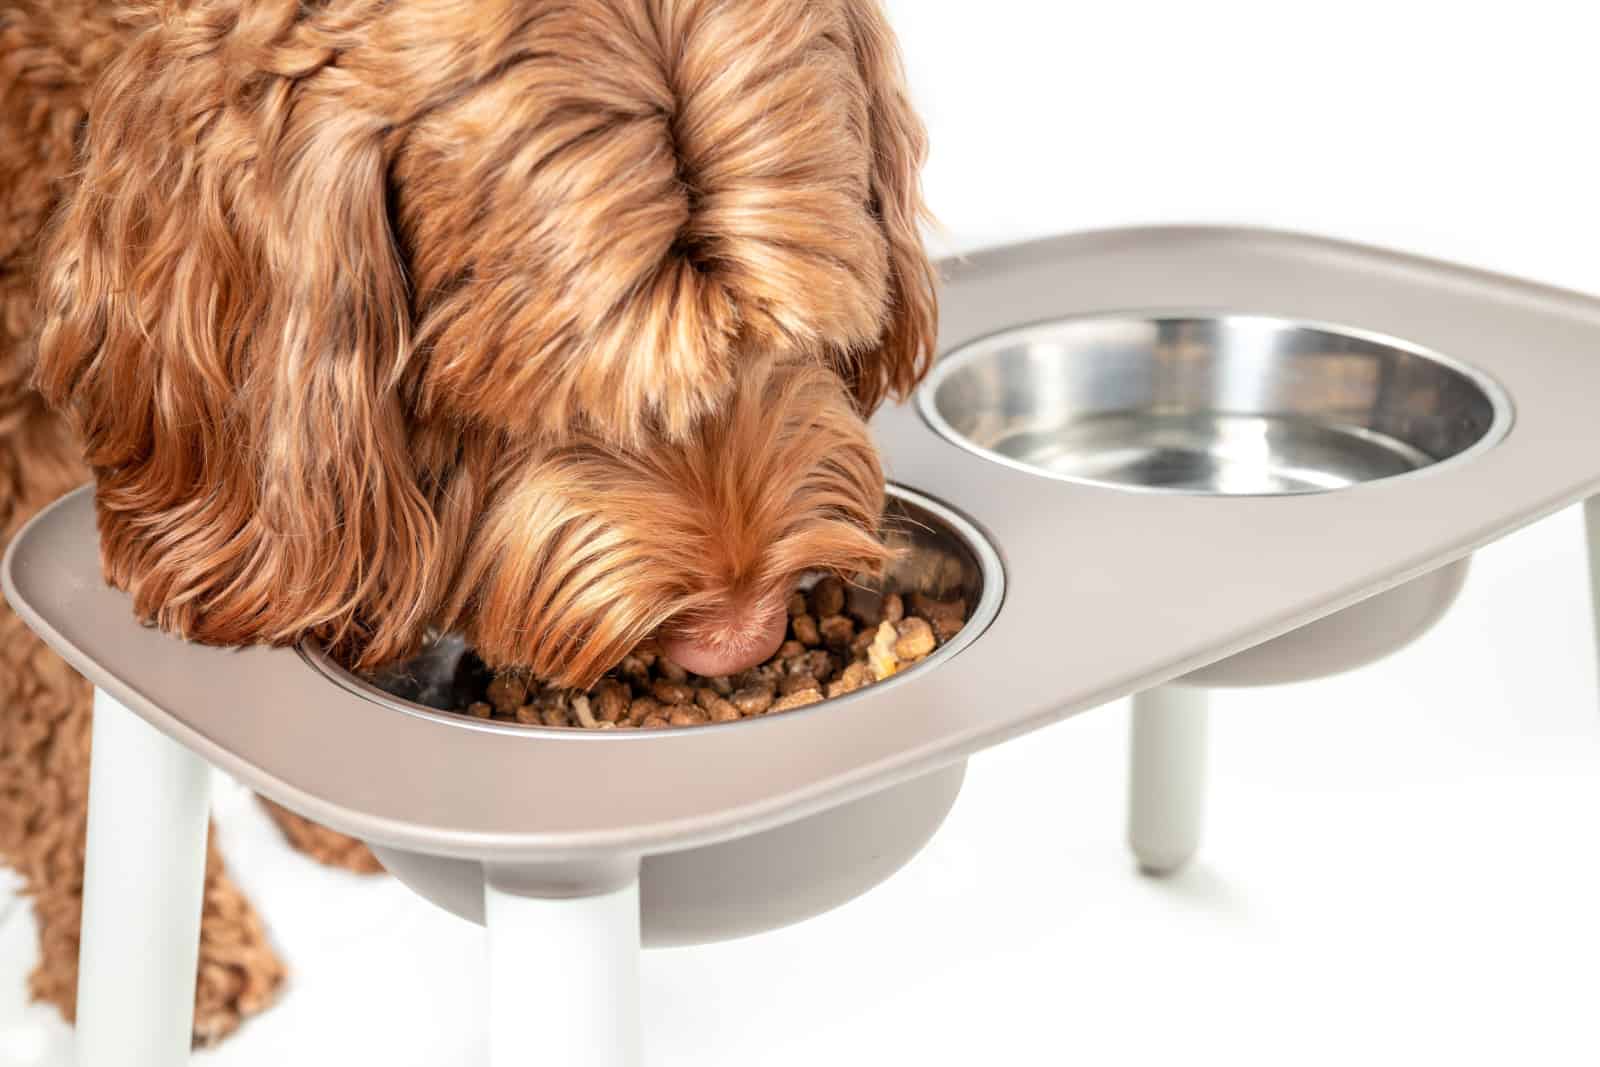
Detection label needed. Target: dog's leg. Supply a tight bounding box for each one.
[256,796,386,875]
[0,625,289,1048]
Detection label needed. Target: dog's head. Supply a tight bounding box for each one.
[36,0,935,685]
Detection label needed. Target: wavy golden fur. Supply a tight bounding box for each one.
[2,0,933,1043]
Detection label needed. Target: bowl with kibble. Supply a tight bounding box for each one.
[300,485,1002,944]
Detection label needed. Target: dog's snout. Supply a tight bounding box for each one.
[659,598,789,679]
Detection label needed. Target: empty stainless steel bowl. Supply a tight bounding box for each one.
[918,313,1512,495]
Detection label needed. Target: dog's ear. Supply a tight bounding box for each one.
[35,36,444,668]
[834,0,940,415]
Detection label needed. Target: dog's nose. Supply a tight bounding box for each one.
[659,600,789,678]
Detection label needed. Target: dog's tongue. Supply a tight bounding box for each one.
[660,602,789,678]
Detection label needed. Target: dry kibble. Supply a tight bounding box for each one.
[705,697,741,723]
[770,689,824,713]
[779,671,821,697]
[732,666,773,690]
[452,576,968,729]
[893,617,936,661]
[909,592,964,624]
[827,660,872,698]
[628,697,663,726]
[813,576,846,619]
[668,705,708,727]
[617,655,651,690]
[930,613,963,643]
[486,673,528,714]
[867,621,900,681]
[592,680,630,724]
[818,614,856,651]
[730,685,775,715]
[805,649,835,682]
[791,614,820,646]
[882,592,904,624]
[845,585,884,627]
[651,679,695,706]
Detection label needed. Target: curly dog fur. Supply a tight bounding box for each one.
[3,0,932,1045]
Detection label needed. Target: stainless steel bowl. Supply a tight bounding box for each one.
[300,485,1003,944]
[305,484,1003,732]
[918,313,1512,495]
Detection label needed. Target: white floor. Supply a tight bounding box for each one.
[2,502,1597,1065]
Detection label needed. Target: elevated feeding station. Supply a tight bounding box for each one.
[9,227,1600,1066]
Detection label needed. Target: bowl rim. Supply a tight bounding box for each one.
[296,482,1007,739]
[915,307,1517,498]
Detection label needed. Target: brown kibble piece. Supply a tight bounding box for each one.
[845,585,884,627]
[778,640,805,659]
[541,706,571,728]
[770,689,824,713]
[882,592,904,624]
[640,714,670,730]
[779,671,821,697]
[850,628,876,656]
[827,660,871,698]
[617,655,651,690]
[651,679,695,706]
[486,673,529,714]
[657,658,689,683]
[730,685,775,715]
[667,705,708,727]
[705,697,741,723]
[514,704,541,726]
[893,617,937,661]
[732,666,773,689]
[706,675,734,697]
[467,701,492,720]
[787,592,808,617]
[805,649,835,681]
[628,697,663,726]
[930,613,963,643]
[593,680,630,724]
[791,613,820,646]
[909,592,964,624]
[812,576,846,618]
[818,614,856,651]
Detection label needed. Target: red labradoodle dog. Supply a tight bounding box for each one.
[1,0,935,1044]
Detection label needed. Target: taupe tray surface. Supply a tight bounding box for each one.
[8,226,1600,862]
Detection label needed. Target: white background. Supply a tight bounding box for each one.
[5,2,1600,1064]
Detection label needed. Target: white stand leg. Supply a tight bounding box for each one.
[484,868,641,1067]
[1128,684,1209,876]
[1585,496,1600,677]
[77,688,211,1067]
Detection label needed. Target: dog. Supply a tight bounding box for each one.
[1,0,935,1045]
